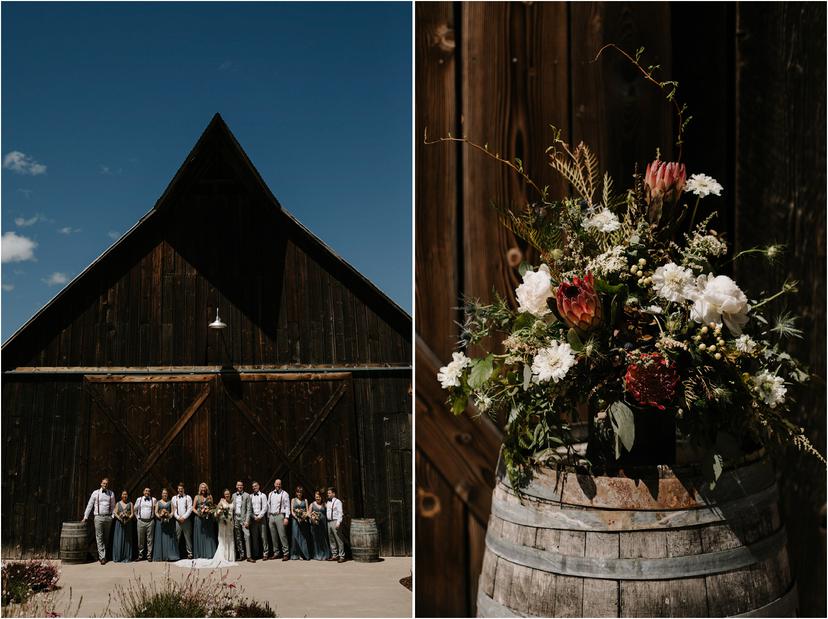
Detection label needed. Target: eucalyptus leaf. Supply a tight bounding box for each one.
[567,328,584,352]
[608,401,635,455]
[468,355,494,389]
[523,364,533,391]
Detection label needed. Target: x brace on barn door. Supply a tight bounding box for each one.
[84,375,212,496]
[220,374,350,491]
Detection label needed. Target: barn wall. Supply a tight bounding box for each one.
[416,1,825,615]
[1,119,412,558]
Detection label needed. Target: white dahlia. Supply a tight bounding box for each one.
[531,341,576,384]
[685,173,723,198]
[651,262,696,303]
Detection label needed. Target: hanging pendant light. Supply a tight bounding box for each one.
[208,307,227,330]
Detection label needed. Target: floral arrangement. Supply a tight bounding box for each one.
[198,498,214,519]
[309,510,321,526]
[158,507,170,522]
[294,507,307,521]
[434,46,824,489]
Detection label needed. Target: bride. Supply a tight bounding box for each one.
[175,489,236,568]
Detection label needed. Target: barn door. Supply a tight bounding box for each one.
[79,375,214,513]
[213,372,360,514]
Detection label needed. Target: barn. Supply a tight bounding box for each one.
[1,114,412,558]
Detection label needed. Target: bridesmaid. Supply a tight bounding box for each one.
[193,482,217,559]
[152,489,180,561]
[112,490,135,563]
[309,490,332,560]
[289,485,311,560]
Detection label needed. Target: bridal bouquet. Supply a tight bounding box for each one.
[294,507,307,521]
[309,511,321,526]
[199,500,214,519]
[435,48,823,489]
[212,505,231,523]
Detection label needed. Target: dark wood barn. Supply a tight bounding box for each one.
[1,114,412,558]
[416,2,825,616]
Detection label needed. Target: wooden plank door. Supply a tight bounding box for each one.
[213,372,360,514]
[79,375,214,512]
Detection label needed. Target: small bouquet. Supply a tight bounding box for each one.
[159,508,170,522]
[212,505,231,523]
[294,507,307,521]
[199,499,214,519]
[309,511,321,526]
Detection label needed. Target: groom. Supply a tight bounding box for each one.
[232,480,254,563]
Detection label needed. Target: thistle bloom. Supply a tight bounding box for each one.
[645,160,686,203]
[624,353,680,410]
[555,272,602,332]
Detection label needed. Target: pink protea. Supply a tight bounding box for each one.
[624,353,680,410]
[555,272,602,332]
[644,160,686,204]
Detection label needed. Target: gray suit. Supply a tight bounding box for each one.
[232,491,253,559]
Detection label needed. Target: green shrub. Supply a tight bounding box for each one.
[108,567,277,618]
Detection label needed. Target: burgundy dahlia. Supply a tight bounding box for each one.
[555,272,602,332]
[624,353,680,410]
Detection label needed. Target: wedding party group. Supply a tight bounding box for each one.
[82,477,347,568]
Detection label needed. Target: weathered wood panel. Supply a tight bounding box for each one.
[734,4,827,616]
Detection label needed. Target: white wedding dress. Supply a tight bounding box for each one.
[174,500,237,569]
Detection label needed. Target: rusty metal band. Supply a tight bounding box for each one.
[476,584,797,618]
[484,526,788,580]
[491,482,780,532]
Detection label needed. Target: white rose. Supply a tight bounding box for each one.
[690,274,750,335]
[437,352,472,389]
[515,264,554,317]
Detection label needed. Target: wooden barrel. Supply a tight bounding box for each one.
[59,522,91,564]
[477,455,796,617]
[350,518,380,562]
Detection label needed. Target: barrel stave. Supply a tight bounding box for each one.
[478,459,795,618]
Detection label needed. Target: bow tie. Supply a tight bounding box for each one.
[254,492,260,496]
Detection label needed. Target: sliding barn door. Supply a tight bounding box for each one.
[213,372,361,514]
[79,375,213,513]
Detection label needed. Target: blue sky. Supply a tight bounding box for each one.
[1,1,412,341]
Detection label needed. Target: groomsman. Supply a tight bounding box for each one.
[326,487,346,563]
[82,477,116,564]
[134,487,156,561]
[172,482,194,560]
[250,481,268,559]
[233,480,254,563]
[266,478,290,561]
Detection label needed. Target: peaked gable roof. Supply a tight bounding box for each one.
[2,114,410,356]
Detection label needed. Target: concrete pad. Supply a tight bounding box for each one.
[49,557,412,617]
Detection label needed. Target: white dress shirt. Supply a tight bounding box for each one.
[251,491,267,518]
[84,488,115,519]
[135,496,156,519]
[234,492,243,514]
[268,489,290,517]
[172,494,193,519]
[326,497,343,526]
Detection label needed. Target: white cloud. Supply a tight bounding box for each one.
[1,232,38,263]
[3,151,47,175]
[43,272,68,286]
[2,283,14,292]
[58,226,81,235]
[108,230,121,240]
[15,215,42,227]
